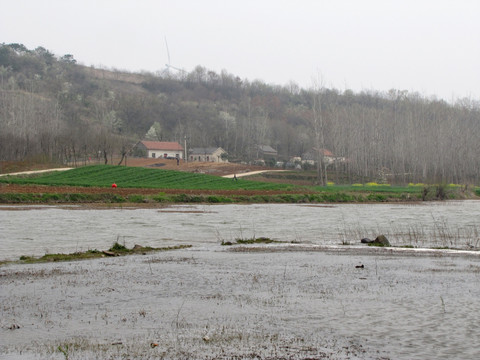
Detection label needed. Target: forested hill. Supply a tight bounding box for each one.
[1,42,480,184]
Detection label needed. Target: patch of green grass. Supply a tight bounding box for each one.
[127,194,147,203]
[207,195,233,203]
[109,242,128,252]
[0,190,444,205]
[37,250,102,262]
[221,237,277,245]
[367,242,388,247]
[0,192,128,204]
[367,193,387,202]
[13,244,192,264]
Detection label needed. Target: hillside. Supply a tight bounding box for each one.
[1,43,480,185]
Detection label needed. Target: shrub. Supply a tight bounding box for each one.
[152,194,168,202]
[367,194,387,201]
[109,194,126,203]
[207,195,221,203]
[207,195,233,203]
[67,193,91,202]
[109,242,128,252]
[127,195,146,203]
[41,193,61,202]
[436,184,447,200]
[173,193,189,202]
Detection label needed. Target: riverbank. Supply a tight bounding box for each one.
[1,183,473,205]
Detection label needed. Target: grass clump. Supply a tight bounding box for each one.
[13,244,192,264]
[19,249,103,263]
[127,194,147,203]
[236,237,275,244]
[222,237,277,246]
[109,242,128,252]
[367,242,388,247]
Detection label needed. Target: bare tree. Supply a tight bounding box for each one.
[311,81,327,186]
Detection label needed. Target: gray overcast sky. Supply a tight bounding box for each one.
[1,0,479,101]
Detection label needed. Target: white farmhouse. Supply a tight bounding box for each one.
[135,141,184,159]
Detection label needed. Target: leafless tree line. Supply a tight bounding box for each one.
[304,88,480,184]
[2,78,479,184]
[1,43,479,184]
[0,85,130,167]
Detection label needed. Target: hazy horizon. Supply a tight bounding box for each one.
[1,0,479,101]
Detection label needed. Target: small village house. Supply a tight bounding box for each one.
[189,147,227,162]
[302,148,336,165]
[256,145,278,159]
[134,140,184,159]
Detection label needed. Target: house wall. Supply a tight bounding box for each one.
[148,150,183,159]
[190,154,220,162]
[259,151,277,159]
[189,150,227,162]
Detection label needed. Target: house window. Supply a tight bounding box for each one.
[152,153,156,158]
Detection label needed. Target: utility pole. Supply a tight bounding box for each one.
[184,135,188,162]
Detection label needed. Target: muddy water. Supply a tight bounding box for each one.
[1,246,480,359]
[1,201,480,261]
[1,201,480,359]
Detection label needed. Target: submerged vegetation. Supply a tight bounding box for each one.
[14,243,192,265]
[221,237,279,246]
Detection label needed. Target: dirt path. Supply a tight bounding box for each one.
[222,170,286,178]
[0,168,73,177]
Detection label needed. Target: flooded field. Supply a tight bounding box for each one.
[2,201,480,261]
[1,202,480,359]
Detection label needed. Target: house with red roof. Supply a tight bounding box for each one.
[135,140,184,159]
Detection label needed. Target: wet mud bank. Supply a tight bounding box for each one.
[1,246,480,359]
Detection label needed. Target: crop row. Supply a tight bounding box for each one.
[0,165,293,191]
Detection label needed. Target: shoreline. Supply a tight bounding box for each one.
[2,240,480,266]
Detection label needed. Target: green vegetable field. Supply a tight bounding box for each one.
[0,165,295,191]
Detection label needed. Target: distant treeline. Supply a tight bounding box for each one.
[1,43,479,184]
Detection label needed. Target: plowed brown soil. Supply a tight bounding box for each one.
[0,183,306,196]
[125,157,266,176]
